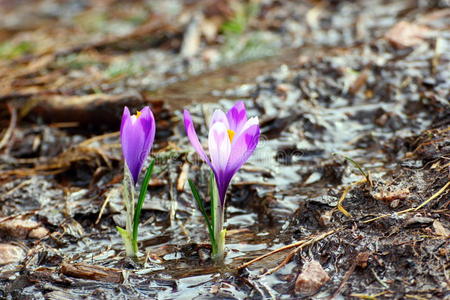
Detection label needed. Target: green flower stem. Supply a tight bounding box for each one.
[188,179,216,250]
[213,208,225,262]
[132,159,155,255]
[121,166,135,257]
[210,173,225,262]
[189,172,226,262]
[118,160,155,258]
[117,226,134,257]
[215,229,226,262]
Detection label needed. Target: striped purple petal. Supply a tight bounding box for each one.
[183,110,212,168]
[226,101,247,133]
[210,110,229,128]
[226,121,260,174]
[208,122,231,173]
[183,101,259,205]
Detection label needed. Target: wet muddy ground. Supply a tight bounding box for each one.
[0,0,449,299]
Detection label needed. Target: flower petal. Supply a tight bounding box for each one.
[120,106,156,184]
[232,116,259,144]
[210,109,229,129]
[184,110,212,167]
[226,123,260,175]
[138,106,156,151]
[226,101,247,133]
[120,106,131,134]
[137,106,156,173]
[208,121,231,173]
[121,116,146,184]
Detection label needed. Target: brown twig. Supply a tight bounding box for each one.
[337,185,353,217]
[262,246,299,276]
[337,177,367,218]
[350,291,391,299]
[237,229,338,270]
[414,180,450,211]
[361,207,413,224]
[95,189,116,225]
[370,268,389,288]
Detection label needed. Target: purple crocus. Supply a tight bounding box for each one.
[184,101,260,204]
[120,106,156,184]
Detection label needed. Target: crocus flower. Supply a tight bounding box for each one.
[120,106,156,184]
[184,101,260,205]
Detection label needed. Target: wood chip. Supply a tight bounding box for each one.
[176,162,190,192]
[60,262,123,283]
[0,243,25,265]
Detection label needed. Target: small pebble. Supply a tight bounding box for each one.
[295,260,330,296]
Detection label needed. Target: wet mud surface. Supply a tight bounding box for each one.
[0,0,449,299]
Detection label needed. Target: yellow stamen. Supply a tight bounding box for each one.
[135,110,142,118]
[227,129,235,142]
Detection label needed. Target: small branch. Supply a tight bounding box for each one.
[95,189,115,224]
[237,229,338,270]
[362,207,413,224]
[262,246,299,276]
[405,294,429,300]
[414,180,450,211]
[337,178,367,218]
[337,185,353,217]
[370,268,389,289]
[350,291,391,299]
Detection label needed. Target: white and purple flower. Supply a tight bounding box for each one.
[184,101,260,206]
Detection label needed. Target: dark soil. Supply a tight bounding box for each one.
[0,0,449,299]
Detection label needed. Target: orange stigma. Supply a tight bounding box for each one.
[227,129,235,142]
[135,110,142,118]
